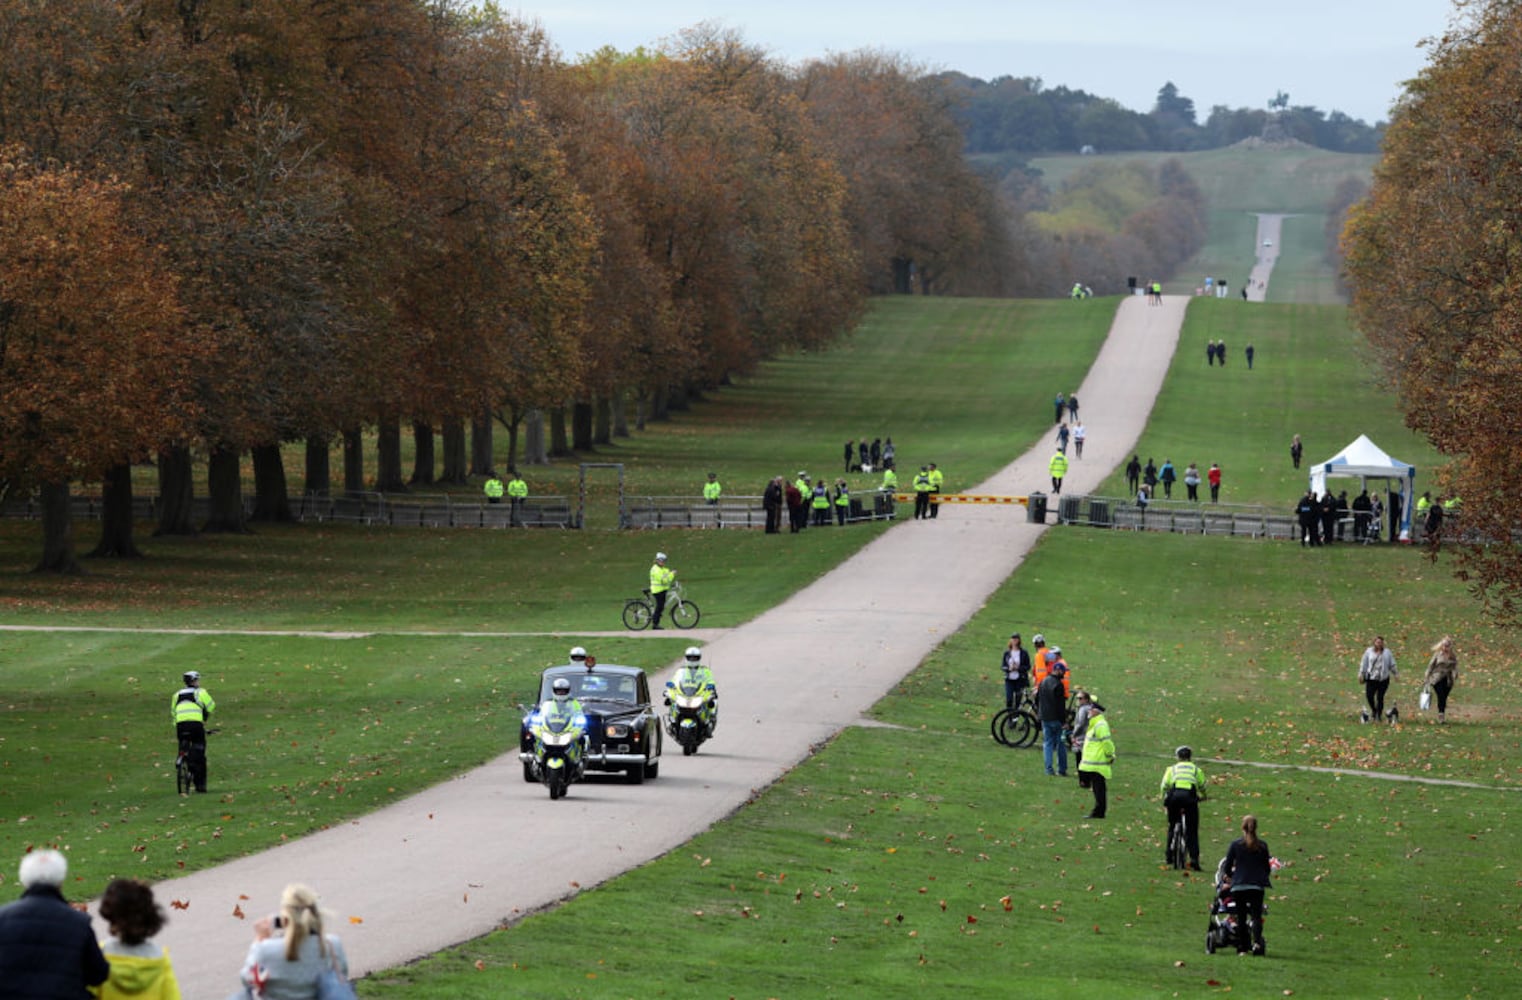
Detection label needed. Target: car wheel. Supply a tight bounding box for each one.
[625,764,645,784]
[643,758,660,780]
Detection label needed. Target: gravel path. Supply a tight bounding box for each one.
[93,294,1189,998]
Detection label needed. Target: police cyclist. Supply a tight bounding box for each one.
[1161,745,1207,870]
[172,671,216,793]
[649,552,676,630]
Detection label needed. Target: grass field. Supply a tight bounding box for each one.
[5,153,1514,996]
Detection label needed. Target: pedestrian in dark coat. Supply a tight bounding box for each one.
[763,477,784,534]
[785,481,805,533]
[0,850,110,999]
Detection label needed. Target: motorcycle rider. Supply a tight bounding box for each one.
[171,670,216,793]
[1161,745,1207,870]
[666,647,718,735]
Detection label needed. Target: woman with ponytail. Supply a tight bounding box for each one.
[1217,814,1272,955]
[237,883,349,998]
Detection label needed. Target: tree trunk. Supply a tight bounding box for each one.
[250,443,293,522]
[89,462,142,558]
[572,400,594,452]
[34,481,83,574]
[892,256,913,294]
[471,414,493,476]
[410,420,435,485]
[597,395,614,443]
[651,385,670,421]
[304,436,331,496]
[440,417,468,484]
[375,416,406,492]
[343,428,365,495]
[524,409,547,466]
[203,445,249,533]
[549,405,569,457]
[155,446,197,537]
[667,383,690,412]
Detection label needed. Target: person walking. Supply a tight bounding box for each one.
[95,878,182,1000]
[1066,393,1079,424]
[237,883,350,999]
[762,476,783,534]
[1245,344,1255,368]
[1161,746,1207,870]
[1036,660,1069,777]
[870,438,882,469]
[702,472,722,505]
[1053,391,1066,424]
[1071,421,1085,459]
[793,473,812,532]
[1290,434,1303,469]
[1076,701,1114,818]
[482,470,504,504]
[1125,455,1142,496]
[1183,462,1201,501]
[1358,635,1398,723]
[1158,459,1176,499]
[1000,633,1031,709]
[1422,636,1459,723]
[927,463,944,518]
[506,468,528,526]
[0,849,110,999]
[1208,462,1222,502]
[1048,449,1069,494]
[1143,458,1158,495]
[1217,815,1272,955]
[1055,422,1070,452]
[649,552,676,630]
[843,440,855,474]
[912,466,932,520]
[171,670,215,793]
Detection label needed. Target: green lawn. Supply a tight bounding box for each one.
[6,287,1516,997]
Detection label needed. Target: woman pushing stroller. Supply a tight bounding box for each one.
[1214,814,1272,955]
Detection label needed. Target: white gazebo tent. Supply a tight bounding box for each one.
[1309,434,1417,540]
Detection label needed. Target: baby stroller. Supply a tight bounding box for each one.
[1205,862,1267,955]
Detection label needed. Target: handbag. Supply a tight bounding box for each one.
[316,966,357,1000]
[1419,686,1432,711]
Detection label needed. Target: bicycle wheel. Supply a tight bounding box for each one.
[176,755,191,795]
[1168,822,1188,870]
[1014,709,1040,748]
[999,709,1035,748]
[670,600,700,629]
[990,708,1014,746]
[622,600,652,630]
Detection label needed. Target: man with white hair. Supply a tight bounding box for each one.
[0,849,110,998]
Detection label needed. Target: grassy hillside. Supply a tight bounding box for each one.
[1031,146,1376,304]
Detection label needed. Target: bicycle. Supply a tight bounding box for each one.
[622,581,701,630]
[989,689,1039,748]
[1167,811,1190,870]
[175,738,193,795]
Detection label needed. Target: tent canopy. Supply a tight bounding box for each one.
[1309,434,1417,536]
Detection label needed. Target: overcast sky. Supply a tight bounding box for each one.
[516,1,1460,124]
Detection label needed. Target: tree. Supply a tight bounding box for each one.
[1342,0,1522,620]
[0,151,198,572]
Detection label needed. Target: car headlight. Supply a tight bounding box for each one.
[604,723,631,739]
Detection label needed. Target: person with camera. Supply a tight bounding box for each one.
[1160,746,1207,869]
[171,670,216,793]
[238,883,350,999]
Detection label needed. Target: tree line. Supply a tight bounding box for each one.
[0,2,1012,572]
[945,76,1385,155]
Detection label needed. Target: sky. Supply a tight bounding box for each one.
[515,1,1461,124]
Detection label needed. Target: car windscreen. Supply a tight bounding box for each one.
[540,672,641,705]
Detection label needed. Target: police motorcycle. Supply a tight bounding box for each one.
[527,677,588,800]
[664,647,717,756]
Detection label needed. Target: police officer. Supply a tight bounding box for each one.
[1160,746,1207,869]
[483,470,504,504]
[834,479,851,526]
[649,552,676,630]
[506,468,528,526]
[811,479,831,527]
[1049,449,1069,494]
[666,646,718,735]
[171,671,216,793]
[703,472,722,505]
[912,466,932,520]
[927,463,944,518]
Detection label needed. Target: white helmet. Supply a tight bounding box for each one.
[552,678,572,701]
[684,647,702,661]
[655,552,667,562]
[570,646,587,661]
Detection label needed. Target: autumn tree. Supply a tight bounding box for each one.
[1342,0,1522,618]
[0,151,197,572]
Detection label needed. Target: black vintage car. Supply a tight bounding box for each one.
[519,663,662,784]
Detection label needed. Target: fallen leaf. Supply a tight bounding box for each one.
[475,960,485,971]
[1000,895,1013,912]
[170,900,190,911]
[348,916,363,925]
[232,904,245,919]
